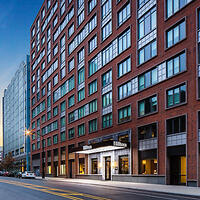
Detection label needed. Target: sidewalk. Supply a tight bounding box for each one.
[38,177,200,197]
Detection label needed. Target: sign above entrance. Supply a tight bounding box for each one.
[83,145,92,150]
[75,140,129,154]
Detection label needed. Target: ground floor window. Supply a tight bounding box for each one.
[91,158,98,174]
[79,158,85,174]
[140,159,157,175]
[47,164,51,174]
[139,149,157,175]
[60,161,66,175]
[119,155,129,174]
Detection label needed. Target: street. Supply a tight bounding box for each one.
[0,177,199,200]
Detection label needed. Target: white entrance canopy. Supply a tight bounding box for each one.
[76,141,128,154]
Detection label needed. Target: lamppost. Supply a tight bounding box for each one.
[25,129,31,172]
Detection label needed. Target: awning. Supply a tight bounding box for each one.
[70,140,129,154]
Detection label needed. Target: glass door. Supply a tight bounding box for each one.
[105,157,111,180]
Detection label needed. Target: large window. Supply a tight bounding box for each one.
[138,123,157,140]
[89,35,97,53]
[68,58,74,72]
[167,83,186,108]
[91,158,98,174]
[78,48,85,64]
[166,52,186,78]
[68,112,75,123]
[68,23,74,38]
[102,70,112,87]
[60,101,66,113]
[118,105,131,123]
[102,0,111,19]
[78,67,85,84]
[79,158,85,174]
[166,0,190,18]
[78,10,84,26]
[118,81,131,100]
[117,2,131,26]
[138,7,156,39]
[138,0,150,9]
[119,156,129,174]
[102,92,112,108]
[89,56,98,76]
[89,99,97,113]
[138,95,157,117]
[102,113,112,128]
[78,0,84,9]
[166,20,186,48]
[118,28,131,54]
[78,106,85,118]
[60,117,66,128]
[68,95,75,108]
[89,118,97,133]
[89,79,97,95]
[78,88,85,102]
[68,128,75,139]
[53,134,58,144]
[166,115,186,135]
[78,123,85,136]
[68,75,75,91]
[138,68,158,90]
[138,40,157,65]
[102,21,112,41]
[118,57,131,78]
[88,0,97,13]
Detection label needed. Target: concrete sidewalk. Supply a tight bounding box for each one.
[38,177,200,197]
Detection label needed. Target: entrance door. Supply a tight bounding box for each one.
[54,162,58,177]
[105,157,111,180]
[170,156,186,185]
[69,160,75,178]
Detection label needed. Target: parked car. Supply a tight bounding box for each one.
[22,171,36,179]
[15,172,22,178]
[3,171,9,176]
[0,171,3,176]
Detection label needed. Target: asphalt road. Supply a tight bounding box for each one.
[0,176,199,200]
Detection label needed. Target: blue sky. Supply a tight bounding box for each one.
[0,0,43,146]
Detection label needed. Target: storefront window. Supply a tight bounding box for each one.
[60,161,66,175]
[47,164,51,174]
[79,158,85,174]
[140,159,157,175]
[91,158,98,174]
[119,156,129,174]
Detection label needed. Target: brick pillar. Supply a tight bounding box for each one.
[58,147,61,176]
[132,128,138,175]
[85,154,88,174]
[187,114,198,186]
[75,153,78,178]
[158,120,166,175]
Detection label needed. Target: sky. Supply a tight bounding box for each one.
[0,0,43,147]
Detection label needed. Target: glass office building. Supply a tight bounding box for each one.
[3,55,30,172]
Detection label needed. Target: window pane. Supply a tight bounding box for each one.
[167,90,173,107]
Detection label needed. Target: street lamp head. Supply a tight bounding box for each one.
[25,128,32,136]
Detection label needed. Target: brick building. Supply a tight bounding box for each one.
[30,0,200,186]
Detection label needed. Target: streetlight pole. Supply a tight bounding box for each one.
[25,129,31,172]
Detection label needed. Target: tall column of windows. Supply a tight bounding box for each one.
[101,0,112,41]
[137,0,157,65]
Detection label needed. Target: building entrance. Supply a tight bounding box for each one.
[105,157,111,180]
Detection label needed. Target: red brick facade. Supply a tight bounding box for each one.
[30,0,200,186]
